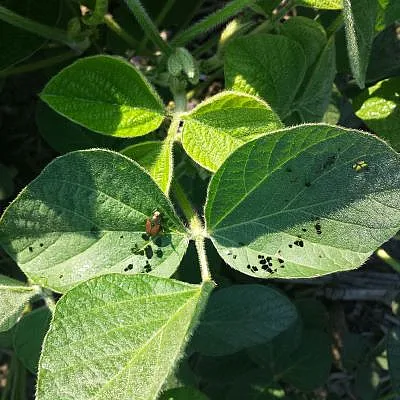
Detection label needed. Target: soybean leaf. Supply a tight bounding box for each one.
[388,328,400,394]
[295,0,343,9]
[192,351,256,384]
[367,25,400,83]
[0,150,188,293]
[292,37,336,122]
[14,307,51,373]
[205,124,400,279]
[280,16,327,69]
[353,77,400,151]
[121,140,173,194]
[224,34,307,119]
[36,274,213,400]
[40,55,165,137]
[247,315,303,371]
[280,330,332,391]
[190,284,297,356]
[159,387,209,400]
[295,298,329,331]
[343,0,378,89]
[182,91,283,172]
[36,102,134,154]
[0,275,37,332]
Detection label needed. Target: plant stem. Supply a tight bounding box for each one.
[174,90,187,113]
[138,0,175,52]
[376,248,400,273]
[171,180,196,222]
[0,51,77,77]
[103,13,138,48]
[0,6,86,52]
[124,0,173,56]
[193,221,212,282]
[171,0,257,47]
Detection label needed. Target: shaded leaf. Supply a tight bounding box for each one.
[0,275,36,332]
[40,55,165,137]
[224,34,307,118]
[280,16,327,69]
[14,307,51,373]
[36,101,134,154]
[343,0,378,88]
[0,150,188,293]
[206,124,400,279]
[36,274,213,400]
[281,330,332,391]
[191,284,297,356]
[367,24,400,82]
[293,37,336,122]
[182,91,283,172]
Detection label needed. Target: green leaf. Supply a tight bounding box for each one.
[36,101,134,154]
[280,329,332,391]
[388,328,400,394]
[159,387,209,400]
[205,124,400,279]
[40,55,165,138]
[280,16,327,69]
[36,274,213,400]
[192,351,256,384]
[295,298,329,331]
[353,77,400,151]
[14,307,51,373]
[248,315,302,371]
[295,0,343,9]
[293,37,336,122]
[182,91,283,172]
[0,275,36,332]
[343,0,378,89]
[121,140,173,194]
[190,284,297,356]
[224,34,307,118]
[0,150,188,293]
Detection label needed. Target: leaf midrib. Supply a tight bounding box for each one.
[208,126,343,229]
[42,94,164,115]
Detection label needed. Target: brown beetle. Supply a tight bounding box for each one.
[146,211,162,237]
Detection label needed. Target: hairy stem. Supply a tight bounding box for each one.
[139,0,175,52]
[192,220,212,282]
[103,13,138,48]
[171,180,196,222]
[171,0,257,47]
[0,6,87,51]
[124,0,173,56]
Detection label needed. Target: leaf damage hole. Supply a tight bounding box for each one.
[29,246,33,252]
[124,264,134,272]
